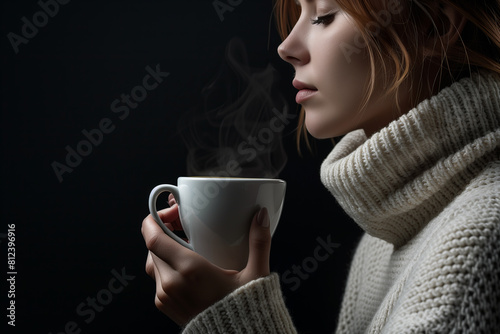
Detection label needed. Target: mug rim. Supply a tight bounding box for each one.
[178,176,285,183]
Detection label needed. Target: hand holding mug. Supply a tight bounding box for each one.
[141,203,273,325]
[148,177,286,270]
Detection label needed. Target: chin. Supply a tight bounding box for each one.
[305,126,338,139]
[305,110,361,139]
[305,120,348,139]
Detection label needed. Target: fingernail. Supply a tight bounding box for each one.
[258,208,270,228]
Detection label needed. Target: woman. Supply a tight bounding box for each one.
[141,0,500,332]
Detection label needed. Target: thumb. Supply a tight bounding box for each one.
[244,207,272,278]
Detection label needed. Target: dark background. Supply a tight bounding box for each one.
[1,1,362,333]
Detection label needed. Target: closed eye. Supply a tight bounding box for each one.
[311,13,336,26]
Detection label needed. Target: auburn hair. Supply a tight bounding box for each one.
[273,0,500,152]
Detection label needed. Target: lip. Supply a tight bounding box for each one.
[293,79,318,104]
[295,89,318,104]
[292,79,316,90]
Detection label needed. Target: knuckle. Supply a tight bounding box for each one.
[156,288,170,304]
[155,295,166,310]
[251,235,271,251]
[160,277,180,296]
[177,260,203,284]
[145,261,154,278]
[145,233,160,252]
[142,214,152,227]
[141,217,148,235]
[177,259,197,276]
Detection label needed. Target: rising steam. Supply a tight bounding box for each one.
[178,38,294,178]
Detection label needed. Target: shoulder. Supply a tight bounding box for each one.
[445,159,500,226]
[387,160,500,332]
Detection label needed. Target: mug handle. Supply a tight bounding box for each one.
[148,184,193,250]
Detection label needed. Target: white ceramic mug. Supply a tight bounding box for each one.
[148,177,286,270]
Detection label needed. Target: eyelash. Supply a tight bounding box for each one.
[311,13,336,26]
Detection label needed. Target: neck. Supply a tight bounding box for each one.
[321,71,500,247]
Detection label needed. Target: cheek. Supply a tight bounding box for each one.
[306,19,373,138]
[314,23,371,112]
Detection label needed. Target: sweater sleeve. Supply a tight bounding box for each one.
[182,273,298,334]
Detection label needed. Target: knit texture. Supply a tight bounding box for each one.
[322,71,500,333]
[182,274,297,333]
[320,72,500,248]
[183,71,500,333]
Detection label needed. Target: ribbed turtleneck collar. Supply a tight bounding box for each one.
[320,72,500,247]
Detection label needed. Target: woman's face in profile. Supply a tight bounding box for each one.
[278,0,410,138]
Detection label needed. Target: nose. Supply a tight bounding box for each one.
[277,25,309,66]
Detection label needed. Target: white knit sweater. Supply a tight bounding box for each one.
[183,71,500,333]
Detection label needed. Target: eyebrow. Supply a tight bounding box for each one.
[294,0,315,6]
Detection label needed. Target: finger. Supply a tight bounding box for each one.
[151,252,178,282]
[151,255,189,325]
[141,206,178,239]
[151,253,176,305]
[158,204,183,231]
[142,205,180,235]
[168,193,177,206]
[145,251,155,278]
[244,208,271,279]
[142,215,193,270]
[156,204,179,224]
[152,263,178,321]
[154,295,185,326]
